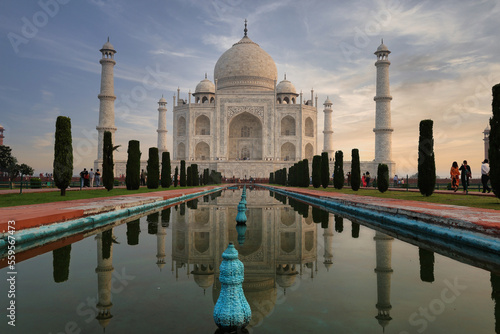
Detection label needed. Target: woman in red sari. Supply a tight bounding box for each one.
[450,161,460,192]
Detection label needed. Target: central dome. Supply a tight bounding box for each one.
[214,36,277,91]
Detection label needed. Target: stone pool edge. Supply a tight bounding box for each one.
[264,185,500,256]
[0,186,224,251]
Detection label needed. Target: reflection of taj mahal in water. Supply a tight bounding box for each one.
[95,21,396,178]
[90,190,397,331]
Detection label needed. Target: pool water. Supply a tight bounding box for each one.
[1,187,498,334]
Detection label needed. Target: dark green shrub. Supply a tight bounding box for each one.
[321,152,330,188]
[102,131,115,191]
[180,160,186,186]
[147,147,159,189]
[377,163,389,193]
[312,155,322,188]
[161,152,172,188]
[351,149,361,191]
[126,219,140,245]
[490,84,500,199]
[269,172,274,184]
[30,177,41,189]
[53,116,73,196]
[333,151,344,189]
[52,244,71,283]
[186,166,192,186]
[126,140,141,190]
[192,164,199,186]
[418,120,436,196]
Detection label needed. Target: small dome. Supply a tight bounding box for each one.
[195,78,215,94]
[485,123,491,131]
[324,97,332,105]
[194,273,215,290]
[101,38,115,52]
[0,123,4,129]
[377,43,389,52]
[276,79,297,95]
[159,96,167,103]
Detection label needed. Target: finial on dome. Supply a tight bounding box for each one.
[284,73,286,80]
[244,19,248,37]
[107,36,109,42]
[381,38,383,44]
[205,72,207,79]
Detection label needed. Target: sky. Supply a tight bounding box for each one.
[0,0,498,178]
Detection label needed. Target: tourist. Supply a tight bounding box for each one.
[80,168,86,188]
[459,160,471,194]
[365,171,371,187]
[347,172,351,186]
[393,175,398,187]
[450,161,460,192]
[89,168,95,187]
[481,159,491,193]
[95,169,101,186]
[140,169,146,186]
[362,173,366,187]
[84,169,90,187]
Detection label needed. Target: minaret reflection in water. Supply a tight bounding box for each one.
[374,230,394,331]
[95,229,115,330]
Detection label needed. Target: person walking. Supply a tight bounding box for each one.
[365,171,371,187]
[459,160,471,194]
[450,161,460,192]
[362,173,366,187]
[481,159,491,193]
[393,175,398,187]
[140,169,146,186]
[80,168,86,188]
[89,168,95,187]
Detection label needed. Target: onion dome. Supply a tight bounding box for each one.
[159,96,167,103]
[214,23,277,91]
[375,39,390,55]
[195,76,216,94]
[276,78,297,95]
[323,96,332,105]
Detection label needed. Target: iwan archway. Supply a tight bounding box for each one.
[228,112,263,160]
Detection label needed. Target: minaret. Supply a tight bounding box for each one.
[322,214,334,271]
[156,220,167,270]
[373,40,394,164]
[374,231,394,331]
[484,123,491,160]
[0,123,4,145]
[96,38,117,164]
[157,96,168,159]
[322,97,334,158]
[95,231,114,330]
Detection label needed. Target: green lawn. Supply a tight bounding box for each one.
[0,186,208,208]
[270,185,500,211]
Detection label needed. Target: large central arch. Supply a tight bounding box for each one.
[228,112,263,160]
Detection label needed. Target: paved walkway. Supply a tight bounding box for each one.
[267,186,500,236]
[0,186,221,233]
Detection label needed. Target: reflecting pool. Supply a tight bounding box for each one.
[0,187,499,333]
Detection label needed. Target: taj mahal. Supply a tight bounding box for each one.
[95,22,395,179]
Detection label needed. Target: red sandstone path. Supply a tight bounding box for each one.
[267,186,500,235]
[0,186,222,233]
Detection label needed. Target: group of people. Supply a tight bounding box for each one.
[450,159,491,194]
[79,168,101,187]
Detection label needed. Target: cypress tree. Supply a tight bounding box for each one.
[377,163,389,193]
[146,147,159,189]
[186,166,192,186]
[125,140,141,190]
[334,215,344,233]
[126,219,140,245]
[102,131,115,191]
[490,84,500,199]
[419,248,435,283]
[418,119,436,196]
[321,152,330,188]
[173,166,179,187]
[53,116,73,196]
[282,167,287,186]
[312,155,322,188]
[351,149,361,191]
[269,172,274,184]
[52,244,71,283]
[180,160,186,186]
[161,152,172,188]
[333,151,344,189]
[351,222,360,238]
[302,159,310,187]
[204,168,210,185]
[192,164,199,186]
